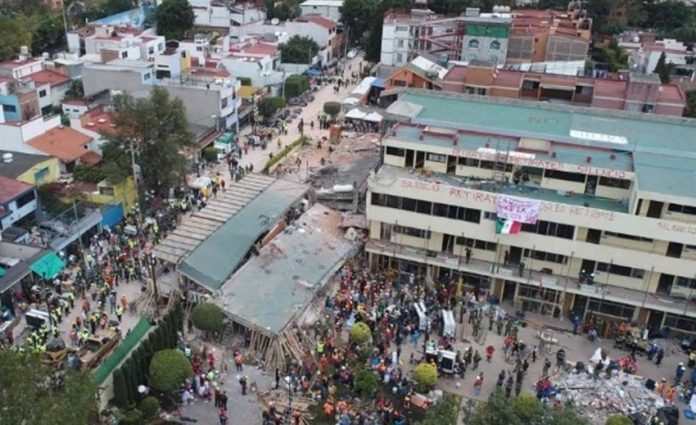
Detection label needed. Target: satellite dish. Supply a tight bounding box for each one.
[271,18,280,25]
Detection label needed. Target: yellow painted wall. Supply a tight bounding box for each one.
[16,157,61,185]
[86,177,137,211]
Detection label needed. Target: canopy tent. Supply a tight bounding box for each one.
[345,108,368,120]
[215,132,235,145]
[30,252,65,280]
[351,77,376,96]
[364,111,383,123]
[342,96,360,106]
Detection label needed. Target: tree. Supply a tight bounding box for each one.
[283,74,309,98]
[30,14,66,56]
[685,90,696,118]
[654,52,671,83]
[0,15,32,61]
[340,0,378,44]
[103,0,137,16]
[513,394,544,424]
[279,35,320,64]
[191,303,224,335]
[139,396,160,418]
[155,0,195,40]
[412,363,438,393]
[416,393,460,425]
[323,101,341,120]
[353,369,379,397]
[0,350,99,425]
[594,42,628,73]
[112,368,130,408]
[257,96,287,121]
[364,0,411,62]
[349,322,372,345]
[65,80,84,99]
[605,415,633,425]
[429,0,469,16]
[149,349,193,392]
[106,88,193,195]
[274,2,300,20]
[547,406,589,425]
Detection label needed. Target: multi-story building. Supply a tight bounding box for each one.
[67,24,165,61]
[370,89,696,336]
[81,50,242,132]
[438,62,686,116]
[300,0,344,22]
[380,6,591,75]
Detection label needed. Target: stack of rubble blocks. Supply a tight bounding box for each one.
[547,367,664,425]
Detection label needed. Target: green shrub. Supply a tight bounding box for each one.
[283,74,309,98]
[139,396,159,418]
[202,146,219,163]
[605,415,633,425]
[149,349,193,392]
[349,322,372,345]
[237,76,252,86]
[264,136,308,171]
[353,369,378,397]
[190,303,224,333]
[323,101,341,119]
[513,393,544,423]
[413,363,438,393]
[258,96,287,119]
[120,409,144,425]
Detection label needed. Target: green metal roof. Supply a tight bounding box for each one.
[92,316,152,384]
[216,205,355,335]
[466,23,509,38]
[179,179,308,291]
[387,90,696,199]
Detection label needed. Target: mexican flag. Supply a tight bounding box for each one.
[496,218,521,234]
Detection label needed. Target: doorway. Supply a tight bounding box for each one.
[502,280,517,302]
[571,294,588,320]
[580,259,596,275]
[415,151,425,169]
[405,149,414,168]
[666,242,683,258]
[646,310,665,337]
[657,273,674,295]
[585,175,598,195]
[442,234,455,254]
[508,246,522,264]
[447,155,457,174]
[647,201,664,218]
[586,228,602,244]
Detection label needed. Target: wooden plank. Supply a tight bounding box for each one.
[170,228,207,239]
[183,219,219,232]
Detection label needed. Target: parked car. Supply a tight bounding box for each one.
[75,329,120,368]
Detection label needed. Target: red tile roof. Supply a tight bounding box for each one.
[27,70,71,87]
[301,14,337,30]
[0,175,33,203]
[27,127,93,163]
[241,42,278,56]
[493,70,524,88]
[592,79,628,98]
[81,107,118,134]
[0,58,42,70]
[657,84,686,103]
[80,151,102,166]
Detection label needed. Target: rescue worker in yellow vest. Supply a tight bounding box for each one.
[316,340,325,356]
[79,328,90,346]
[116,305,124,323]
[67,291,75,309]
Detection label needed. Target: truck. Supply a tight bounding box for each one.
[41,338,69,368]
[213,132,236,160]
[76,330,120,368]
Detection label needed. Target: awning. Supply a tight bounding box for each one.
[304,68,321,77]
[365,112,383,123]
[215,132,236,145]
[31,252,65,280]
[371,77,385,89]
[345,109,368,120]
[0,267,5,278]
[342,96,360,105]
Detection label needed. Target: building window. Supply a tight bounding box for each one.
[39,89,47,98]
[370,193,480,222]
[426,153,446,163]
[394,225,430,238]
[2,104,17,113]
[599,176,631,189]
[490,40,501,50]
[596,262,645,279]
[468,39,479,49]
[221,97,228,109]
[397,40,404,48]
[15,191,35,207]
[99,186,115,196]
[664,314,696,333]
[544,169,586,183]
[524,249,567,264]
[121,51,128,58]
[148,46,154,55]
[603,231,652,243]
[143,73,151,80]
[455,236,496,251]
[458,157,479,167]
[392,80,407,87]
[520,220,574,239]
[395,26,408,32]
[386,146,405,156]
[675,276,696,289]
[396,53,403,63]
[668,203,696,216]
[34,167,49,183]
[587,299,634,320]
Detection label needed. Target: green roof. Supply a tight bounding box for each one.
[216,205,355,335]
[387,90,696,199]
[179,179,308,290]
[93,316,152,384]
[466,23,509,38]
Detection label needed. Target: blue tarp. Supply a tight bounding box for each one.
[371,78,385,89]
[304,68,321,77]
[101,203,124,228]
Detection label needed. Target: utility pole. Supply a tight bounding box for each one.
[149,253,160,318]
[127,138,143,224]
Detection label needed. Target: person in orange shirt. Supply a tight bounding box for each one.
[656,378,667,397]
[665,385,676,405]
[323,401,334,417]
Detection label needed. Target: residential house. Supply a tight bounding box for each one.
[26,126,99,173]
[189,1,265,31]
[26,70,72,108]
[0,113,63,154]
[0,175,37,231]
[70,106,118,149]
[300,0,344,22]
[0,150,60,185]
[384,54,447,92]
[67,24,165,61]
[438,62,686,116]
[0,51,44,80]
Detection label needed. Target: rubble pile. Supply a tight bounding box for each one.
[550,370,663,424]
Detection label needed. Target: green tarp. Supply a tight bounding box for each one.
[30,252,65,280]
[466,24,509,38]
[0,267,5,277]
[93,316,152,384]
[216,132,235,145]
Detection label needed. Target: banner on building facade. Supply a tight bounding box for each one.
[495,195,540,224]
